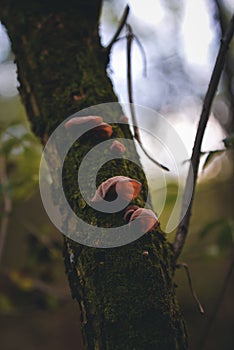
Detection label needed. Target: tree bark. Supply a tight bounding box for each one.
[0,1,188,349]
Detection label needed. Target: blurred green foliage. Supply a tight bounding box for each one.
[199,219,233,252]
[0,96,41,200]
[0,95,64,315]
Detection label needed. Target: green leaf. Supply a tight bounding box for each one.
[217,224,233,250]
[199,219,226,238]
[200,219,233,252]
[0,293,14,313]
[1,137,22,155]
[202,150,224,171]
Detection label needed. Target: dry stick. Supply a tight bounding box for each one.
[176,262,205,315]
[106,5,130,50]
[126,24,169,172]
[173,13,234,261]
[106,8,168,171]
[0,155,12,264]
[198,246,234,349]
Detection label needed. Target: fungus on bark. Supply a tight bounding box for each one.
[126,207,159,233]
[64,116,113,140]
[91,122,113,139]
[123,205,139,222]
[64,115,103,129]
[110,140,126,154]
[91,176,142,202]
[119,115,128,123]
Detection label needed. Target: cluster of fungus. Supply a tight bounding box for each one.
[65,115,159,235]
[64,115,113,139]
[110,140,126,155]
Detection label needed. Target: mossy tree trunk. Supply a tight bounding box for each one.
[0,1,188,349]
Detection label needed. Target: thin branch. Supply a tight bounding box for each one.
[106,5,130,50]
[0,154,12,264]
[106,12,167,170]
[126,24,169,171]
[173,13,234,261]
[126,24,141,142]
[198,246,234,349]
[134,35,147,77]
[214,0,234,130]
[176,262,204,315]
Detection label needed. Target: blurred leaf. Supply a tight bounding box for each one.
[200,219,233,253]
[0,115,24,132]
[9,270,34,291]
[217,224,233,250]
[1,137,22,155]
[202,150,224,171]
[7,145,41,200]
[0,293,14,313]
[26,233,52,264]
[205,244,220,257]
[199,219,225,238]
[45,295,59,309]
[223,133,234,149]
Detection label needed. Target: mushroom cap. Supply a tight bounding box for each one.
[91,122,113,139]
[91,176,142,202]
[129,208,158,233]
[64,116,103,129]
[110,140,126,154]
[142,250,149,256]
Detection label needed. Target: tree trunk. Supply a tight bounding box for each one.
[0,1,188,349]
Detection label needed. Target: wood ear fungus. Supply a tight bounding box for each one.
[91,176,142,202]
[123,205,139,222]
[91,122,113,139]
[125,207,159,233]
[65,116,112,140]
[64,116,103,129]
[110,140,126,154]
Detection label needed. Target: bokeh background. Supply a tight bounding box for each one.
[0,0,234,349]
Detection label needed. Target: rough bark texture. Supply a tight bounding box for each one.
[0,1,188,349]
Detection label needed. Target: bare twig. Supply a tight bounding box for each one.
[126,24,169,171]
[134,35,147,77]
[214,0,234,128]
[0,154,12,264]
[173,13,234,260]
[126,24,140,140]
[106,5,130,50]
[176,262,204,315]
[105,8,168,170]
[198,246,234,348]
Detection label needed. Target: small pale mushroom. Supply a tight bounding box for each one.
[142,250,149,256]
[90,122,113,139]
[91,176,142,202]
[110,140,126,154]
[128,208,159,233]
[64,115,103,129]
